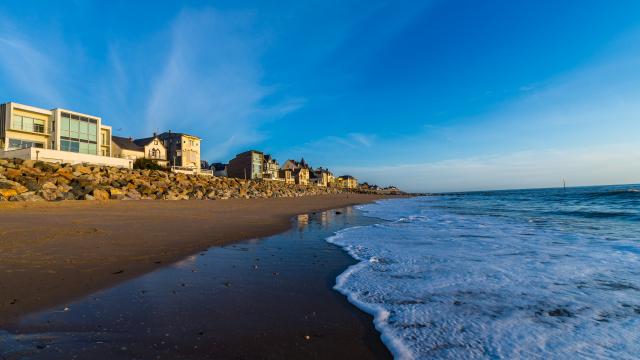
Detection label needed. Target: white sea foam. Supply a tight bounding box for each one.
[328,195,640,359]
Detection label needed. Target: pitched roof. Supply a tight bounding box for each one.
[339,175,356,180]
[210,163,227,171]
[157,131,200,140]
[112,136,144,152]
[133,136,159,147]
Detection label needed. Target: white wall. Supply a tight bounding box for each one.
[0,147,133,168]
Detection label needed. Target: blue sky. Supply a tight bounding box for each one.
[2,1,640,192]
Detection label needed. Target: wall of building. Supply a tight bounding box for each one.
[0,147,133,168]
[179,135,201,170]
[144,139,167,163]
[100,127,111,157]
[111,143,144,160]
[295,168,309,185]
[3,104,52,151]
[228,151,264,179]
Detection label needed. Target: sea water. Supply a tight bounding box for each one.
[328,185,640,359]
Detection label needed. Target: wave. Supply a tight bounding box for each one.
[328,194,640,359]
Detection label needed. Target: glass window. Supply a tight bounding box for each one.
[88,123,97,135]
[61,116,70,131]
[8,138,44,149]
[11,115,22,129]
[79,142,88,154]
[33,119,45,133]
[88,144,97,155]
[61,140,69,151]
[22,117,33,131]
[70,141,80,153]
[70,119,79,132]
[79,121,88,134]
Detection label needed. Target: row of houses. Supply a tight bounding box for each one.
[0,101,358,187]
[0,101,208,174]
[208,150,358,189]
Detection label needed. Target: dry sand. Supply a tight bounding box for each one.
[0,194,390,323]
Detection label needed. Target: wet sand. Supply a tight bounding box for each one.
[0,194,391,324]
[0,203,393,359]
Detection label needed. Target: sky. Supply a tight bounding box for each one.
[1,0,640,192]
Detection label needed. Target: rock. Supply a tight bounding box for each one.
[0,179,28,194]
[22,160,37,168]
[5,168,21,179]
[0,189,18,198]
[73,165,92,175]
[92,189,109,201]
[56,169,74,181]
[41,182,57,191]
[109,188,125,200]
[38,189,58,201]
[18,191,44,201]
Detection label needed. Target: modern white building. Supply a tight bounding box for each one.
[0,102,130,168]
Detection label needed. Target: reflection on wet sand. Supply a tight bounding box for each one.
[0,206,390,359]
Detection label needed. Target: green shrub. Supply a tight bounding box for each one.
[133,158,167,171]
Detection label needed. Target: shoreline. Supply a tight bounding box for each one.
[0,194,399,324]
[1,198,395,359]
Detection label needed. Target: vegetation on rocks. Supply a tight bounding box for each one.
[0,158,397,201]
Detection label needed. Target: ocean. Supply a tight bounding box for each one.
[328,185,640,359]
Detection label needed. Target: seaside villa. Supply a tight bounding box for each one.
[0,101,131,168]
[157,131,210,175]
[337,175,358,189]
[282,158,310,185]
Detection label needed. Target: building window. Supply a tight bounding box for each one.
[11,115,46,134]
[59,113,98,154]
[8,138,44,150]
[154,139,158,145]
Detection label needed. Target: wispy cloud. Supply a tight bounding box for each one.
[0,34,63,106]
[145,8,301,161]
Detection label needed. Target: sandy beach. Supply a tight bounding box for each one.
[1,204,393,359]
[0,194,391,324]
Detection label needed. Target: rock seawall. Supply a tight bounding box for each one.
[0,158,385,201]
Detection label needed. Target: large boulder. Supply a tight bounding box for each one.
[0,179,28,194]
[92,188,110,201]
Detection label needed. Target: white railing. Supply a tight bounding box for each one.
[171,166,213,176]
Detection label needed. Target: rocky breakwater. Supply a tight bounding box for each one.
[0,158,359,201]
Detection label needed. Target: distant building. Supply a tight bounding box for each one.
[157,131,201,170]
[337,175,358,189]
[210,162,228,177]
[311,167,331,187]
[227,150,264,180]
[279,169,294,184]
[132,134,168,166]
[111,136,144,160]
[263,154,280,180]
[282,158,310,185]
